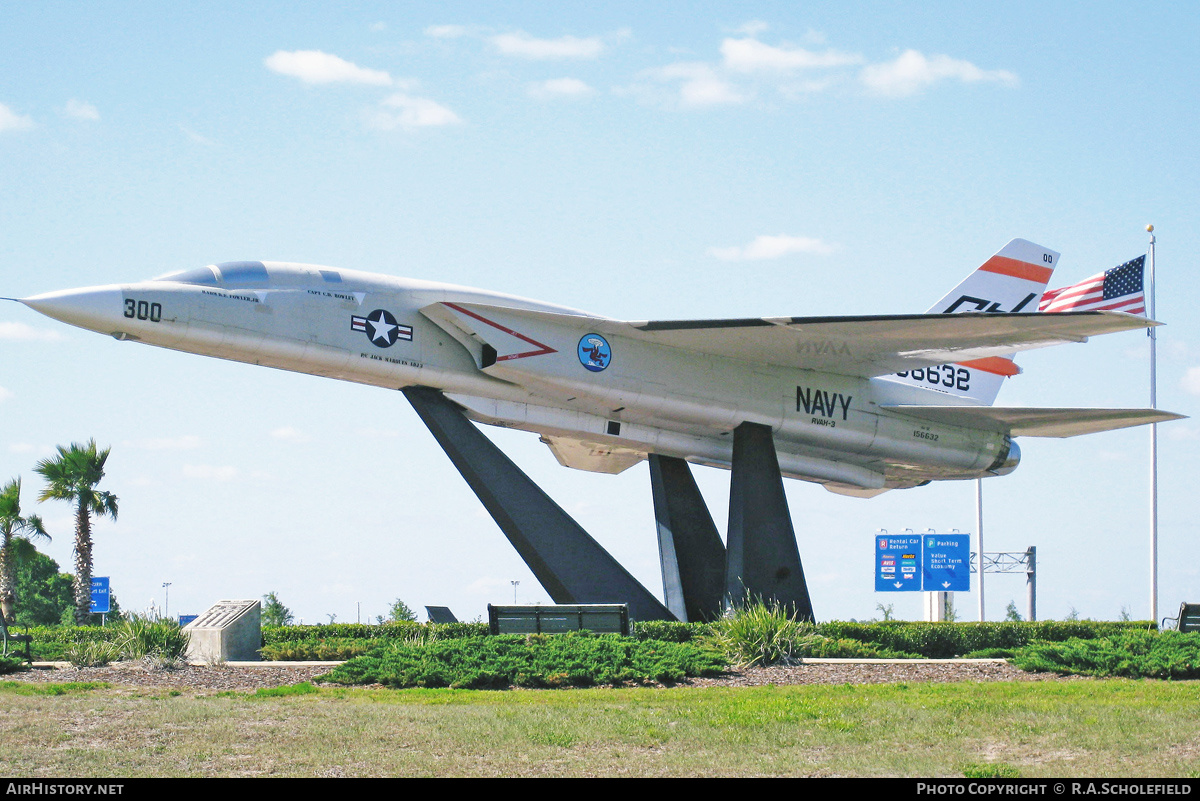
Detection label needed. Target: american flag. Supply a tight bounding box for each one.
[1038,255,1146,315]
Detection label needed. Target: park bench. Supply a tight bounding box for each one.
[1,615,33,661]
[488,604,629,636]
[1161,602,1200,633]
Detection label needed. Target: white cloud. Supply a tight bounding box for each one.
[709,234,835,261]
[370,21,387,32]
[653,62,746,107]
[365,93,462,130]
[425,24,468,38]
[639,34,858,108]
[182,464,239,481]
[63,99,99,121]
[721,38,861,72]
[0,103,33,132]
[264,50,393,86]
[1181,366,1200,396]
[270,426,311,443]
[0,321,66,341]
[0,386,12,403]
[861,50,1018,96]
[527,77,594,99]
[492,31,604,60]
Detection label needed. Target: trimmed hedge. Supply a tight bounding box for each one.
[24,619,1159,663]
[260,638,377,661]
[819,621,1155,659]
[632,620,1155,658]
[631,620,715,642]
[262,621,488,645]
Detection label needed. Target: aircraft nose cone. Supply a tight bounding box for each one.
[22,286,126,335]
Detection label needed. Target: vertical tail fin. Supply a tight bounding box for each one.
[883,239,1059,405]
[927,239,1059,315]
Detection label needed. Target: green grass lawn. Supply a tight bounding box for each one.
[2,679,1199,777]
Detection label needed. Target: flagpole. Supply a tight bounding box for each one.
[1147,224,1158,626]
[976,478,985,621]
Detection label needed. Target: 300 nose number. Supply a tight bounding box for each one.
[123,299,162,322]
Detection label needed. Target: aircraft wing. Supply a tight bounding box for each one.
[629,312,1156,376]
[423,302,1156,378]
[881,405,1186,438]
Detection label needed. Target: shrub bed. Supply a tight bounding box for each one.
[24,617,189,665]
[1011,631,1200,679]
[318,632,727,689]
[24,625,124,661]
[0,654,28,674]
[25,617,1159,666]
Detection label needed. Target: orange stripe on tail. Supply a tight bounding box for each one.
[958,356,1022,377]
[979,256,1054,284]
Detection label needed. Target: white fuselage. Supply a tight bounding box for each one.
[23,261,1019,494]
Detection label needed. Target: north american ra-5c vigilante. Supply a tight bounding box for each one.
[18,239,1183,621]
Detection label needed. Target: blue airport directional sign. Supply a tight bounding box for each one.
[875,534,923,592]
[922,534,971,592]
[90,576,110,614]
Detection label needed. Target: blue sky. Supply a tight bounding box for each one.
[2,2,1197,624]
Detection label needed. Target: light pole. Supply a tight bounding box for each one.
[511,581,520,604]
[162,582,171,619]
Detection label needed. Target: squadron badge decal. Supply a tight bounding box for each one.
[578,333,612,372]
[352,309,412,348]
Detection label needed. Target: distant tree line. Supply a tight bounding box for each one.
[261,593,419,627]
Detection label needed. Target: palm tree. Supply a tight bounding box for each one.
[0,477,48,623]
[35,441,118,625]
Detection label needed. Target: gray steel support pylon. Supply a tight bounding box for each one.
[725,421,815,620]
[648,455,726,623]
[403,386,675,621]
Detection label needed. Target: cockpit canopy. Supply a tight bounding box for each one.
[154,261,269,287]
[154,261,346,289]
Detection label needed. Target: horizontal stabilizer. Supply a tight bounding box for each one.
[882,405,1186,438]
[425,301,1158,379]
